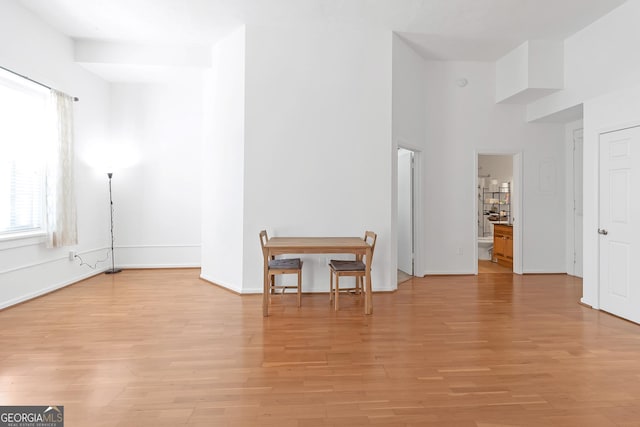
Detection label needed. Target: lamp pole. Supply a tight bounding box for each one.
[105,172,122,274]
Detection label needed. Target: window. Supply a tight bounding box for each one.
[0,69,49,237]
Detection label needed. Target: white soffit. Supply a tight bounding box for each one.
[495,40,564,104]
[528,103,584,123]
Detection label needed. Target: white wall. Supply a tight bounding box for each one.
[478,155,513,185]
[495,40,564,105]
[582,85,640,308]
[108,81,203,268]
[201,27,246,293]
[423,61,566,274]
[392,34,427,278]
[496,42,529,103]
[242,23,393,293]
[527,1,640,122]
[392,35,428,149]
[518,0,640,305]
[0,1,110,308]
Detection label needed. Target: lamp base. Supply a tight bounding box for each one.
[105,268,122,274]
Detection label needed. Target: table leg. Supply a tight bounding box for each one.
[365,247,372,314]
[263,249,269,317]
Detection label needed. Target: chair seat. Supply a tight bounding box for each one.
[329,260,366,272]
[269,258,302,269]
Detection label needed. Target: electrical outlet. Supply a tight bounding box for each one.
[68,250,76,261]
[456,247,463,255]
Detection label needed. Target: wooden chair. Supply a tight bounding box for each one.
[328,231,377,311]
[259,230,303,307]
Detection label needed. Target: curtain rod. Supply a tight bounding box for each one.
[0,65,79,102]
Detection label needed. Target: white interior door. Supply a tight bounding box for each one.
[599,126,640,324]
[573,130,584,277]
[397,149,413,275]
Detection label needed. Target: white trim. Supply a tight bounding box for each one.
[116,244,200,249]
[473,154,479,274]
[0,270,104,311]
[424,270,476,276]
[598,121,640,136]
[0,230,45,242]
[0,233,46,251]
[0,246,108,275]
[200,273,246,293]
[412,149,424,277]
[393,141,424,281]
[512,152,523,275]
[522,270,567,274]
[120,263,201,269]
[115,244,201,269]
[565,121,584,277]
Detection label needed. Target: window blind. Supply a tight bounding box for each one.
[0,69,49,236]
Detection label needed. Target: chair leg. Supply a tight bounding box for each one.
[297,270,302,308]
[334,274,339,311]
[329,269,333,304]
[269,275,274,301]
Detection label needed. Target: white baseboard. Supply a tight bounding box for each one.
[200,273,243,294]
[0,270,105,311]
[522,270,566,274]
[119,263,200,269]
[423,270,476,275]
[115,245,200,269]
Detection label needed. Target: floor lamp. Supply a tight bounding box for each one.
[105,172,122,274]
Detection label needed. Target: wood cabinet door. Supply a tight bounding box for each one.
[494,235,505,258]
[505,236,513,260]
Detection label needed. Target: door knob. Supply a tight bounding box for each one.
[598,229,608,235]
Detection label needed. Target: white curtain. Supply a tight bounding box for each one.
[45,90,77,248]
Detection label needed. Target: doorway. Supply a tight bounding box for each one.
[475,152,522,274]
[397,147,415,282]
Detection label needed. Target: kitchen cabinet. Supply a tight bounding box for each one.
[493,224,513,269]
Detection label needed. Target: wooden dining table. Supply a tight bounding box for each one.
[263,237,373,316]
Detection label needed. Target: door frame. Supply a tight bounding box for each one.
[565,121,584,277]
[474,150,523,275]
[393,141,423,284]
[397,147,415,275]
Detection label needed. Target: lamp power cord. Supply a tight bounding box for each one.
[74,250,110,270]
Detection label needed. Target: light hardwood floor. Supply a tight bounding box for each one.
[1,269,640,426]
[397,270,413,284]
[478,260,513,274]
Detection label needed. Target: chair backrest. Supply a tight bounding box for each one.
[363,231,377,264]
[259,230,269,258]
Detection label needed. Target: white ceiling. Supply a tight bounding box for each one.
[16,0,627,63]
